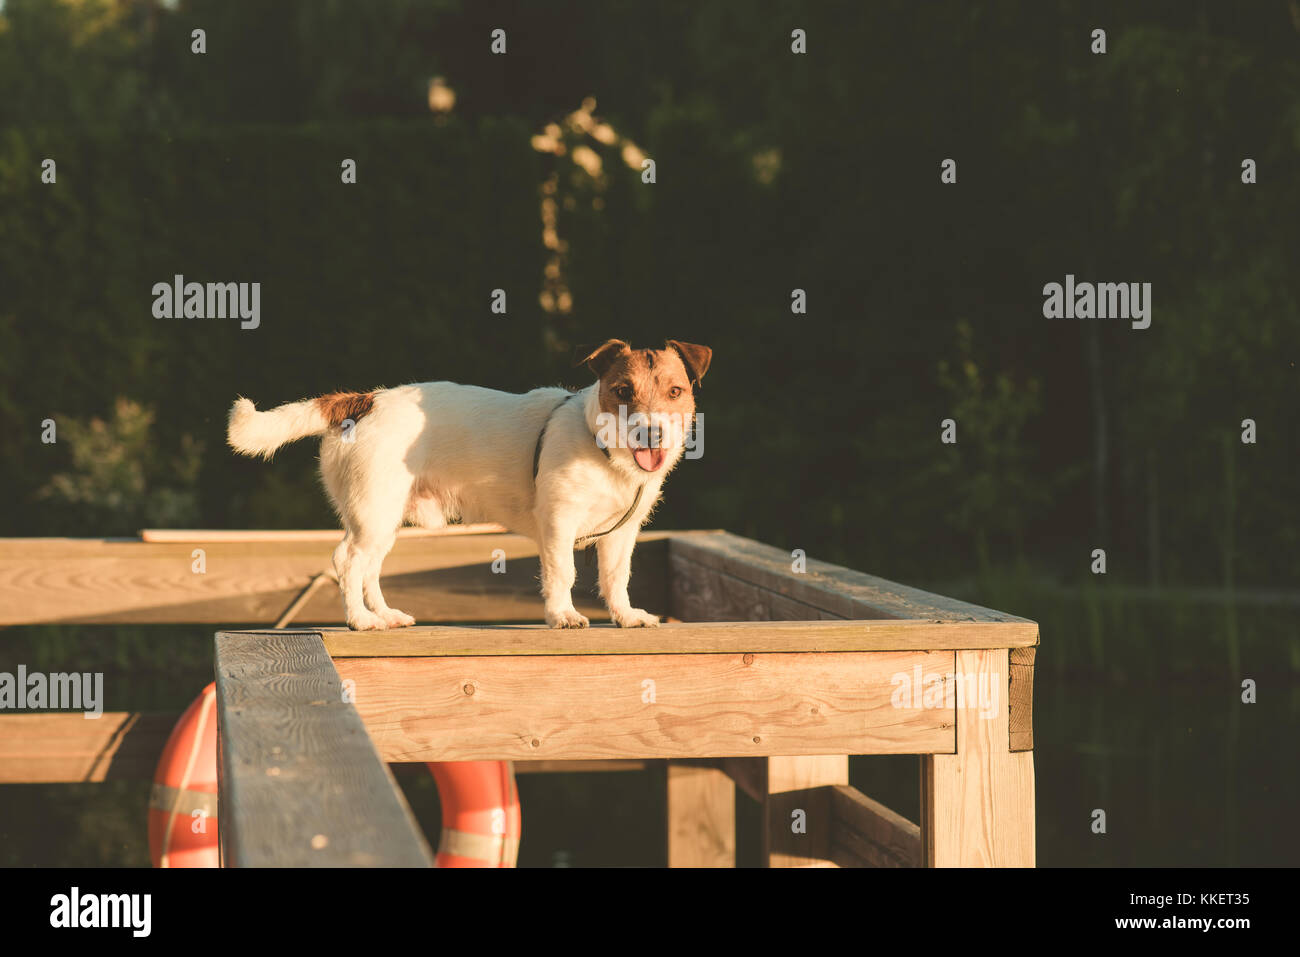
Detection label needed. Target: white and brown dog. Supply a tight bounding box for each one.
[227,338,710,631]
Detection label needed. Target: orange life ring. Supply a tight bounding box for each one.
[426,761,522,867]
[148,683,220,868]
[148,684,521,867]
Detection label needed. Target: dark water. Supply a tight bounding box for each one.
[1,609,1296,867]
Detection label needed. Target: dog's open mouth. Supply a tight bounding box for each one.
[631,444,667,472]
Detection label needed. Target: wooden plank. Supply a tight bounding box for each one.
[764,757,849,867]
[667,765,736,867]
[829,784,921,867]
[718,757,767,803]
[671,532,1035,624]
[0,712,176,783]
[0,532,669,626]
[321,618,1037,657]
[215,631,433,867]
[920,649,1036,867]
[830,845,872,868]
[139,524,507,542]
[512,760,648,774]
[1009,646,1036,752]
[671,553,847,622]
[335,650,956,762]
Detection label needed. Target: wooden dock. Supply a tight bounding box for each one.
[0,527,1037,867]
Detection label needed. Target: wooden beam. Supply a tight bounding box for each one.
[0,712,177,783]
[670,532,1036,624]
[672,556,848,623]
[139,524,507,542]
[335,650,956,762]
[829,785,921,867]
[0,532,669,626]
[321,618,1037,657]
[666,765,736,867]
[920,649,1036,866]
[764,757,849,867]
[512,760,648,774]
[1009,646,1036,752]
[215,631,433,867]
[717,757,767,803]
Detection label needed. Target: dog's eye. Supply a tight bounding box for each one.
[668,386,684,399]
[613,385,633,401]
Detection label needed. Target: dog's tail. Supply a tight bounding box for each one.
[227,391,376,459]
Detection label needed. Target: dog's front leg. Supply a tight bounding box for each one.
[596,526,659,628]
[538,521,588,629]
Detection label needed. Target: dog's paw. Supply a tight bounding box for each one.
[612,608,660,628]
[347,610,388,631]
[379,608,416,629]
[546,609,590,629]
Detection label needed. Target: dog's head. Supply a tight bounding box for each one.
[579,338,712,474]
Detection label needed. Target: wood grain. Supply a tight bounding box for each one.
[829,784,921,867]
[764,757,849,867]
[335,651,956,762]
[0,712,176,783]
[1009,646,1036,752]
[671,532,1036,624]
[139,524,508,542]
[666,765,736,867]
[0,532,669,625]
[320,617,1037,657]
[215,631,433,867]
[920,649,1036,867]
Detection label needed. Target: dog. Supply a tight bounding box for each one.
[226,338,711,630]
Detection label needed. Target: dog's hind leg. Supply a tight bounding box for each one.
[333,532,387,631]
[332,476,413,630]
[361,539,414,628]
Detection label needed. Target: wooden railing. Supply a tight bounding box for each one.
[0,527,1038,867]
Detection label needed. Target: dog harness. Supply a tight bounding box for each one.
[533,393,645,550]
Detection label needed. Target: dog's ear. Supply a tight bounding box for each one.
[665,340,712,386]
[577,339,630,377]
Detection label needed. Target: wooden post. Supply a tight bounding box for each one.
[763,755,849,867]
[666,764,735,867]
[920,649,1036,866]
[215,631,434,867]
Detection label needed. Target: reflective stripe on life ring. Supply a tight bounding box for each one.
[148,683,219,869]
[427,760,522,867]
[146,685,522,868]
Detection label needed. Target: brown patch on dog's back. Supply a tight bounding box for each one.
[317,391,376,427]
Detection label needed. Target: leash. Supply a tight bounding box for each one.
[533,393,645,561]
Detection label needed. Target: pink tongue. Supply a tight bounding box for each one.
[634,447,665,472]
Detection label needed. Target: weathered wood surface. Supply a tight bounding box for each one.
[139,524,507,542]
[671,531,1036,624]
[321,617,1036,657]
[764,756,849,867]
[666,765,736,867]
[335,650,956,762]
[0,531,668,625]
[829,784,922,868]
[215,631,433,867]
[0,712,176,783]
[1009,646,1036,752]
[921,648,1036,867]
